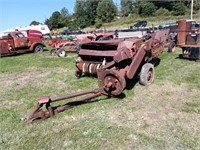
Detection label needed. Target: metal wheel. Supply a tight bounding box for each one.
[98,70,126,96]
[139,63,154,86]
[57,49,67,57]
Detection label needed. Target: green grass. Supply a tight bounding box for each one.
[182,99,200,114]
[0,47,200,150]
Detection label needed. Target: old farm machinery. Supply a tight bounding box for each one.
[176,20,200,61]
[27,29,169,122]
[166,20,200,60]
[49,32,115,57]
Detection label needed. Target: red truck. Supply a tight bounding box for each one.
[0,31,45,56]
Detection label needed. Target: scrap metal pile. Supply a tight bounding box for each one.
[27,29,169,122]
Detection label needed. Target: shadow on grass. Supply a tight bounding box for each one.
[0,48,49,58]
[175,54,200,62]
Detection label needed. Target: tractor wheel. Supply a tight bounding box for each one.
[57,49,67,57]
[50,48,57,56]
[34,44,43,53]
[168,42,176,52]
[139,63,154,86]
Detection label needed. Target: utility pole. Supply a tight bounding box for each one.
[191,0,194,20]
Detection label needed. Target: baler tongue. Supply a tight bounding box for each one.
[27,88,103,122]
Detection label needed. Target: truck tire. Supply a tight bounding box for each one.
[34,44,43,53]
[139,63,154,86]
[168,42,176,52]
[57,49,67,57]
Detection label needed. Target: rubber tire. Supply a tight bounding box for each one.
[57,49,67,57]
[75,71,82,78]
[168,42,176,52]
[50,48,57,56]
[139,63,155,86]
[34,44,43,53]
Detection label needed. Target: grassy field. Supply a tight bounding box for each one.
[0,47,200,150]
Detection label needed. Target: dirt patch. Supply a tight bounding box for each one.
[106,82,200,136]
[0,67,69,88]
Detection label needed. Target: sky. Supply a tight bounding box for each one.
[0,0,121,32]
[0,0,76,32]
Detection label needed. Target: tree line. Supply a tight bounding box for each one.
[30,0,200,30]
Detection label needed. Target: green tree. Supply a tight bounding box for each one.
[74,0,87,29]
[120,0,133,17]
[95,18,103,28]
[85,0,100,25]
[193,0,200,12]
[60,7,70,19]
[171,2,187,16]
[45,11,65,29]
[30,21,41,26]
[96,0,117,23]
[153,8,171,16]
[151,1,175,11]
[74,0,101,29]
[137,1,157,17]
[60,7,71,27]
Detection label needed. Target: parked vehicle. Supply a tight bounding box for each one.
[0,31,45,56]
[2,24,51,35]
[26,30,42,38]
[130,21,147,29]
[3,29,43,38]
[176,20,200,60]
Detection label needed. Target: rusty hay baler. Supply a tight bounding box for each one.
[27,29,169,122]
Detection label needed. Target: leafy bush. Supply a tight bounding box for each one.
[154,8,171,16]
[138,2,157,17]
[95,18,103,28]
[172,3,187,16]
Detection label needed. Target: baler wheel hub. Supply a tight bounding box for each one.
[98,70,126,96]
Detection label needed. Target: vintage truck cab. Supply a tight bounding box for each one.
[0,31,45,56]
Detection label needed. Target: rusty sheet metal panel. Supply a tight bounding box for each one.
[0,35,15,54]
[176,20,200,46]
[126,43,146,79]
[177,20,188,45]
